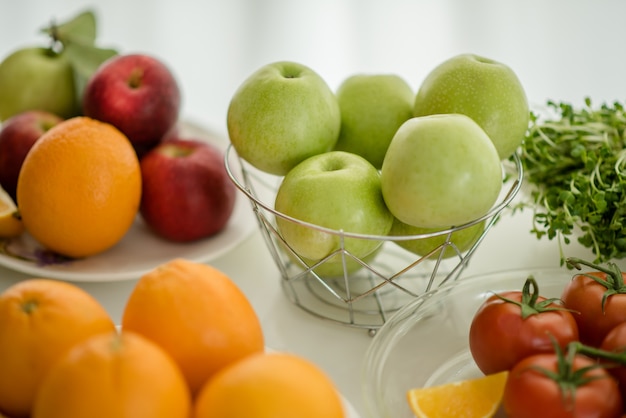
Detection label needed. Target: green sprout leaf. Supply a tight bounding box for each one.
[519,98,626,264]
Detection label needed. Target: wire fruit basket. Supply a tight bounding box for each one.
[225,144,523,334]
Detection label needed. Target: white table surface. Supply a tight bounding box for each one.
[0,189,611,418]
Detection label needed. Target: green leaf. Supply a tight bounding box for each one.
[520,98,626,263]
[41,9,97,46]
[64,42,118,107]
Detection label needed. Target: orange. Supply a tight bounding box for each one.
[193,351,346,418]
[406,371,509,418]
[0,278,116,418]
[32,330,191,418]
[121,258,265,396]
[16,116,141,258]
[0,184,23,238]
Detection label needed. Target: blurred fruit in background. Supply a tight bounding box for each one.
[139,137,236,242]
[0,278,116,417]
[0,10,117,121]
[83,53,182,157]
[0,185,23,239]
[193,352,347,418]
[0,110,63,201]
[32,331,192,418]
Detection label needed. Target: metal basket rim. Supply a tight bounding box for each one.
[224,143,523,242]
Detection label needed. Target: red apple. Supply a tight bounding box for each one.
[82,53,181,156]
[139,137,236,242]
[0,110,63,200]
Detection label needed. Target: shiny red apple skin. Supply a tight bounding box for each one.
[139,137,236,242]
[82,54,181,156]
[0,110,63,201]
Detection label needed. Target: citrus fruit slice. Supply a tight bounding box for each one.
[0,185,23,238]
[406,371,508,418]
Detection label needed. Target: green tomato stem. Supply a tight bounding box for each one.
[566,257,626,312]
[532,338,607,407]
[569,341,626,366]
[494,276,572,320]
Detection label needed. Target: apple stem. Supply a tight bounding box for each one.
[128,69,144,89]
[45,19,64,54]
[160,144,194,158]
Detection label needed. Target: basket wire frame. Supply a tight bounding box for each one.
[225,145,523,334]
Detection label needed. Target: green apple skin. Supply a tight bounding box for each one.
[380,114,502,229]
[333,74,414,169]
[227,61,341,176]
[0,47,79,121]
[389,217,486,259]
[274,151,393,263]
[413,53,529,159]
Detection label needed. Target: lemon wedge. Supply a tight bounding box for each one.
[0,186,24,238]
[407,371,508,418]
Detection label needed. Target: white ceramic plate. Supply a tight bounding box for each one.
[0,120,256,282]
[343,395,361,418]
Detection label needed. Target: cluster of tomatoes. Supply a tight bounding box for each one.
[469,257,626,418]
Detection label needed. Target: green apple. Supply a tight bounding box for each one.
[389,217,486,259]
[333,74,414,169]
[380,114,502,229]
[274,151,393,264]
[413,53,529,159]
[0,47,79,121]
[227,61,341,176]
[0,10,115,122]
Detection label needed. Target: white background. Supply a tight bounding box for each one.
[1,0,624,135]
[2,2,626,417]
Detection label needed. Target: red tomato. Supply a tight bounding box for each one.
[600,321,626,400]
[503,353,623,418]
[562,258,626,347]
[469,277,579,374]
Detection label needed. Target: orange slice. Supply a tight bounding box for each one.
[0,185,23,238]
[407,371,508,418]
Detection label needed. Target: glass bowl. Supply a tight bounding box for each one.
[361,267,575,418]
[225,144,523,332]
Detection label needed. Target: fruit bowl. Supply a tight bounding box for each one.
[361,267,574,418]
[225,145,523,333]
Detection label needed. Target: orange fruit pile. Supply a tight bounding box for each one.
[0,258,348,418]
[194,351,346,418]
[121,258,265,396]
[32,331,191,418]
[406,371,509,418]
[0,279,116,417]
[16,116,141,258]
